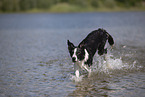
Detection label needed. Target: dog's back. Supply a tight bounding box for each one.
[78,28,114,56]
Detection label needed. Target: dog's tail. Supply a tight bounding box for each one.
[106,32,114,46]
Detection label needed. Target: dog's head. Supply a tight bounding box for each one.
[67,40,86,63]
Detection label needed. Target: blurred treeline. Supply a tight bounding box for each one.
[0,0,145,12]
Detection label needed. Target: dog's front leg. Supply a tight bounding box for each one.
[74,63,81,78]
[84,65,92,77]
[75,70,80,78]
[82,62,92,77]
[83,65,91,73]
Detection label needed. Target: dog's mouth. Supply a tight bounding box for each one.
[72,57,77,62]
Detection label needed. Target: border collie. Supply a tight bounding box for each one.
[67,28,114,77]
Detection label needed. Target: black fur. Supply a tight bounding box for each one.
[67,40,75,57]
[67,28,114,67]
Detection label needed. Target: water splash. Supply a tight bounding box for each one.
[92,52,142,74]
[90,53,122,74]
[69,74,84,82]
[69,51,142,82]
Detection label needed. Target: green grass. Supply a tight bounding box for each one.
[49,3,83,13]
[29,3,145,13]
[48,2,145,13]
[1,3,145,13]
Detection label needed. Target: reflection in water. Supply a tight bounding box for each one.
[68,76,110,96]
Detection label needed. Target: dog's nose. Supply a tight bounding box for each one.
[72,57,76,62]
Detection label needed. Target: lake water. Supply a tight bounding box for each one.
[0,12,145,97]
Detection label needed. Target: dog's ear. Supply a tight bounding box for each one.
[67,40,75,57]
[67,40,75,49]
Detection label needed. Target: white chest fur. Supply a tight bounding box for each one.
[84,49,89,62]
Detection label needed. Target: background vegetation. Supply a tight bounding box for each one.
[0,0,145,13]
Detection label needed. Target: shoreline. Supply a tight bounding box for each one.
[0,6,145,14]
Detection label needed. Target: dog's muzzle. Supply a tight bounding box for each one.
[72,57,76,62]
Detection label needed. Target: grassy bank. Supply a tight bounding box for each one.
[1,3,145,13]
[1,0,145,13]
[25,3,145,13]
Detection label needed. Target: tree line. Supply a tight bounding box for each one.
[0,0,144,12]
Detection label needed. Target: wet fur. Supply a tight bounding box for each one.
[67,28,114,76]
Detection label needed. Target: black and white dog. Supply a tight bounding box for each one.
[67,28,114,77]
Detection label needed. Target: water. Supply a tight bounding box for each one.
[0,12,145,97]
